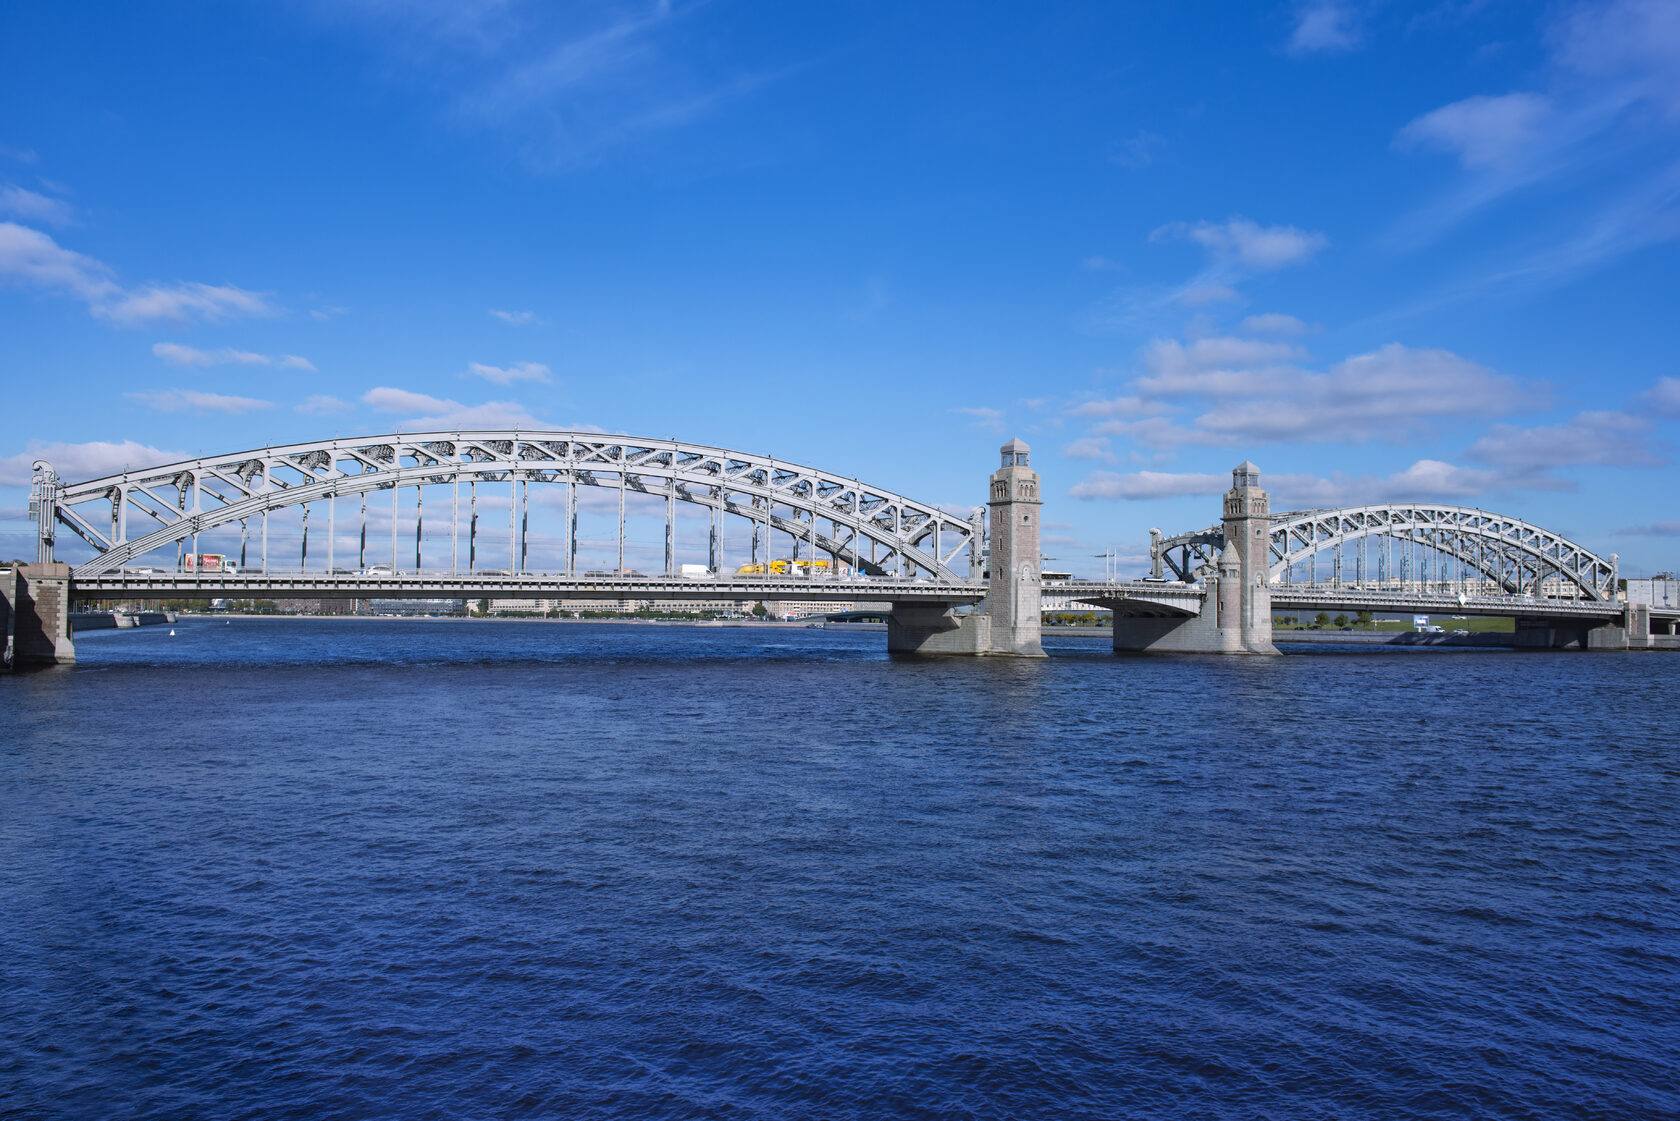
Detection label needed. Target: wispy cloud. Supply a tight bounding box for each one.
[1154,217,1329,271]
[1071,470,1224,500]
[126,389,273,414]
[0,221,275,325]
[1240,312,1310,335]
[1616,520,1680,536]
[952,406,1005,432]
[1639,376,1680,418]
[1466,410,1662,469]
[1062,436,1116,462]
[1387,0,1680,294]
[317,2,787,170]
[1071,459,1509,506]
[0,185,74,226]
[468,360,551,385]
[1395,93,1554,169]
[489,308,541,326]
[0,439,184,486]
[1287,0,1362,55]
[153,342,314,370]
[1110,129,1164,168]
[296,394,352,415]
[362,385,544,430]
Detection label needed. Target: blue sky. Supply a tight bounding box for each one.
[2,0,1678,576]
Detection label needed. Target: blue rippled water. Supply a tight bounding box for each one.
[2,618,1677,1119]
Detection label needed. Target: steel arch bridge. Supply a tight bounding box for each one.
[31,431,984,581]
[1152,503,1619,603]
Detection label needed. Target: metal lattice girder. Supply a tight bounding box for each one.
[1153,503,1618,602]
[45,431,982,580]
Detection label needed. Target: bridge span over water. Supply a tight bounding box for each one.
[3,431,1674,668]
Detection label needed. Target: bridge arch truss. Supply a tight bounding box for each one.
[1153,503,1617,603]
[33,431,984,581]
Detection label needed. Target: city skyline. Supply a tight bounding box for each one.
[3,1,1678,575]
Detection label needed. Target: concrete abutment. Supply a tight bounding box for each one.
[886,437,1044,657]
[1,563,76,671]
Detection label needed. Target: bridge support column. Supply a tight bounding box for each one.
[1223,461,1278,655]
[886,604,991,654]
[981,437,1044,656]
[1110,461,1277,655]
[1586,604,1652,651]
[2,563,75,670]
[1516,617,1589,649]
[888,437,1044,656]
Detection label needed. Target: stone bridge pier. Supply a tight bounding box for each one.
[887,437,1045,657]
[1110,462,1278,655]
[2,563,76,671]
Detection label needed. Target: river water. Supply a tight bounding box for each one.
[2,619,1676,1119]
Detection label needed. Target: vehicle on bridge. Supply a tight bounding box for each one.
[735,558,854,577]
[183,553,237,573]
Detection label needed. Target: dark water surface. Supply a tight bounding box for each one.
[3,619,1677,1119]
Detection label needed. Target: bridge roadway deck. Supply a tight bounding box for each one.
[69,572,986,605]
[1050,580,1665,621]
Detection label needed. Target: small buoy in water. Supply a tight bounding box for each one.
[169,629,176,636]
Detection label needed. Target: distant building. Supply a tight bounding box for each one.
[1625,577,1679,608]
[367,598,466,616]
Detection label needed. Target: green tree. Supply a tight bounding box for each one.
[1314,612,1331,627]
[751,602,768,618]
[1356,610,1373,628]
[1334,614,1348,627]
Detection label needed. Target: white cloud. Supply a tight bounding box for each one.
[1616,520,1680,536]
[0,221,275,325]
[103,282,273,326]
[364,387,451,414]
[362,385,544,430]
[489,308,541,325]
[151,342,316,370]
[1639,376,1680,418]
[0,220,112,301]
[1268,460,1503,506]
[1176,282,1241,305]
[1156,217,1328,270]
[1064,337,1534,455]
[468,360,551,385]
[1395,93,1553,169]
[1550,0,1680,115]
[1133,336,1306,397]
[953,406,1005,432]
[297,394,351,415]
[1068,395,1169,419]
[322,3,781,171]
[1466,411,1660,469]
[1288,0,1361,55]
[1062,436,1115,462]
[0,185,73,226]
[1090,416,1235,448]
[1071,459,1512,506]
[1110,129,1164,168]
[0,439,185,486]
[1192,344,1524,442]
[154,343,260,366]
[125,389,273,414]
[1240,313,1309,335]
[1070,470,1224,500]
